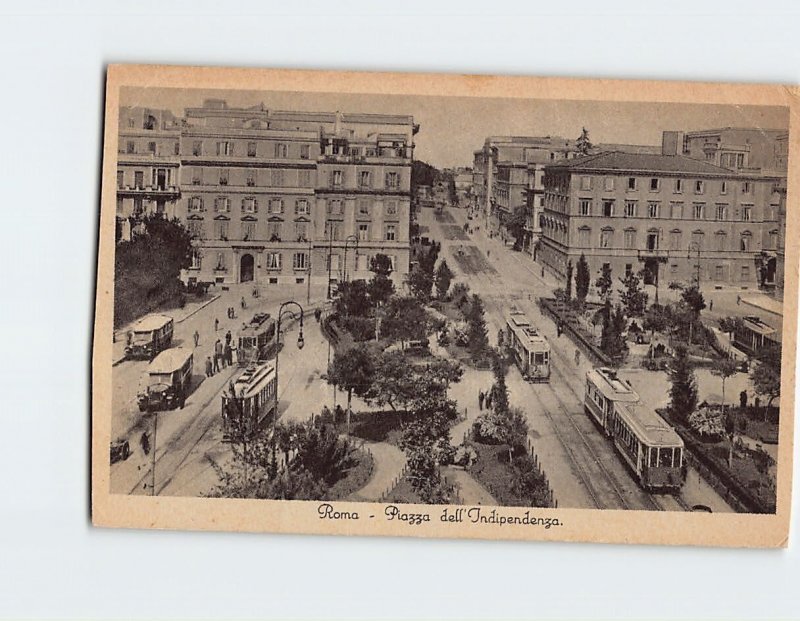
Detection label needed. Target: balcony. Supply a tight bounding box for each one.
[117,184,181,198]
[637,248,670,263]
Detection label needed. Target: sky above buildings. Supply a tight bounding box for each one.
[121,87,789,169]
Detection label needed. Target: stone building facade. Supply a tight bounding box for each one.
[116,100,417,289]
[538,151,783,291]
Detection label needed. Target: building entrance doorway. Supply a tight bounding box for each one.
[240,253,255,283]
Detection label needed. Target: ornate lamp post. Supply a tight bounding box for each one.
[343,234,359,282]
[273,300,305,440]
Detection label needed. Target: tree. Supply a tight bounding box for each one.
[600,302,628,363]
[565,260,573,301]
[370,253,393,278]
[489,353,510,416]
[434,260,454,299]
[114,214,193,327]
[506,205,528,250]
[366,350,418,413]
[293,421,356,486]
[751,344,781,412]
[327,343,376,434]
[465,294,489,358]
[575,253,590,304]
[576,127,593,155]
[368,253,395,307]
[380,296,430,347]
[595,263,613,302]
[407,265,434,302]
[333,279,371,318]
[711,357,738,414]
[668,344,698,424]
[718,316,742,338]
[619,270,648,317]
[451,282,471,310]
[680,285,706,344]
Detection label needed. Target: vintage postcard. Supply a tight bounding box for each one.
[92,64,797,547]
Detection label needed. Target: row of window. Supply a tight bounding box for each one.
[122,140,179,157]
[576,198,763,222]
[194,250,398,272]
[326,169,402,189]
[613,261,753,282]
[565,226,778,252]
[186,196,401,217]
[187,220,399,243]
[118,168,176,190]
[186,167,314,188]
[188,140,313,160]
[578,175,754,196]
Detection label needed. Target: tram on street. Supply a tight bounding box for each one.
[584,367,640,435]
[505,309,551,382]
[125,314,174,360]
[611,401,686,491]
[137,347,193,412]
[237,312,277,366]
[221,362,278,441]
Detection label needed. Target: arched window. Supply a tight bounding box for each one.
[600,227,614,249]
[715,230,727,251]
[740,231,752,252]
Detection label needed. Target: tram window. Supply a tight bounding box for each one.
[534,352,545,364]
[675,448,682,467]
[649,447,658,468]
[659,447,673,468]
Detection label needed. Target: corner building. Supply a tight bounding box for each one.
[117,99,417,289]
[539,151,783,290]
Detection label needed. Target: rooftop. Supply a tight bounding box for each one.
[617,402,683,447]
[546,150,757,176]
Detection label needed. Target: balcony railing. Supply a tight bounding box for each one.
[637,248,670,262]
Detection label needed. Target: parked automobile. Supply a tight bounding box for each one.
[110,439,131,464]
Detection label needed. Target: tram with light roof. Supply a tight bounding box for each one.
[505,309,550,382]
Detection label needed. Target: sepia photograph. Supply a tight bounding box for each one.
[92,65,797,547]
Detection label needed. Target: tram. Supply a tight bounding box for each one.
[505,309,550,382]
[584,367,640,435]
[585,367,685,491]
[221,362,278,441]
[237,312,277,366]
[611,401,685,491]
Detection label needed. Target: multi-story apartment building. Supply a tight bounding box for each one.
[116,99,417,289]
[116,107,182,241]
[473,136,661,256]
[538,150,783,291]
[453,167,473,207]
[665,127,788,176]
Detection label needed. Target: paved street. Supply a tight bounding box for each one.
[420,204,735,512]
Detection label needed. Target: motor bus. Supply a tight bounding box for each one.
[221,362,278,441]
[505,309,551,382]
[137,348,193,412]
[237,312,277,366]
[125,314,174,360]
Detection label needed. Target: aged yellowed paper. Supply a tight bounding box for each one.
[93,64,797,546]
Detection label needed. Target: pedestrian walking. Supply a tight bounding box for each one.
[709,300,714,312]
[140,431,150,456]
[487,249,490,258]
[224,342,232,367]
[541,266,545,278]
[241,296,246,309]
[205,356,214,377]
[193,330,199,347]
[214,339,222,372]
[225,330,232,346]
[574,349,580,366]
[214,318,219,332]
[314,308,322,323]
[485,391,493,410]
[478,390,485,411]
[737,295,741,305]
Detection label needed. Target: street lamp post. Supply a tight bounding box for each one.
[343,234,359,283]
[306,238,312,306]
[273,300,305,443]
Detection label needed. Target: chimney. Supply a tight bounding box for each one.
[662,131,684,156]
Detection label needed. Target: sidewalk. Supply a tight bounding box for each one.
[347,441,406,502]
[442,466,496,505]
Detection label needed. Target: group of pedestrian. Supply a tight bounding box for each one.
[478,389,493,411]
[226,307,237,319]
